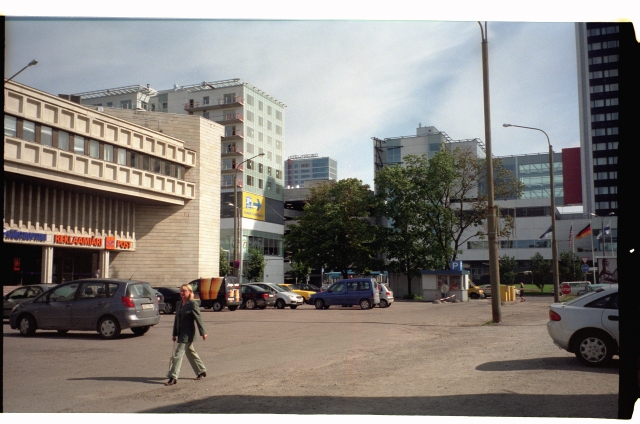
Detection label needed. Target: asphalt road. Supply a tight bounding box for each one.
[2,296,622,418]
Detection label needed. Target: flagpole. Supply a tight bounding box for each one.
[589,219,596,284]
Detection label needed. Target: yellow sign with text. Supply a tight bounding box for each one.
[242,193,266,221]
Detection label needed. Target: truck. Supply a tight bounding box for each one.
[188,276,242,311]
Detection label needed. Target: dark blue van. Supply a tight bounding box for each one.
[309,278,380,310]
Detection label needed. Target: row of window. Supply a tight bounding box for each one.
[221,174,283,193]
[4,115,185,179]
[590,83,619,93]
[596,201,618,209]
[594,186,618,195]
[591,129,619,138]
[247,235,283,256]
[592,141,619,152]
[594,172,618,180]
[589,69,618,79]
[588,55,619,65]
[587,26,619,37]
[588,40,620,51]
[590,98,618,108]
[593,157,618,165]
[246,95,283,120]
[591,113,619,122]
[467,239,551,250]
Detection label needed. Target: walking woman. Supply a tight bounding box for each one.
[165,284,207,386]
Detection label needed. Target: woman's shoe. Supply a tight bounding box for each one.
[196,372,207,380]
[164,378,177,386]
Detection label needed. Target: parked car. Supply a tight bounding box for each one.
[4,284,57,318]
[9,279,160,339]
[547,285,618,366]
[560,281,591,296]
[291,283,322,293]
[278,283,315,303]
[153,286,182,314]
[250,282,304,309]
[478,284,520,298]
[189,276,242,311]
[240,284,276,309]
[377,283,394,308]
[577,284,615,296]
[309,278,380,310]
[468,281,485,299]
[153,289,166,312]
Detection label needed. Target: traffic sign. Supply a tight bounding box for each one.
[561,284,571,295]
[581,264,590,272]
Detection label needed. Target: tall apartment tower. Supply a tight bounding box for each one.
[284,154,338,188]
[74,79,287,283]
[575,23,625,217]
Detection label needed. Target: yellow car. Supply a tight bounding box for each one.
[278,284,315,304]
[468,281,485,299]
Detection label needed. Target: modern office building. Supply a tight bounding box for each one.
[576,23,624,216]
[285,154,337,188]
[73,79,287,283]
[4,80,221,286]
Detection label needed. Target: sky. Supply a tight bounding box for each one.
[4,4,637,188]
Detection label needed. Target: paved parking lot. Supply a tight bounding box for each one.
[2,297,620,417]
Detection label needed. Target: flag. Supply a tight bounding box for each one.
[568,225,573,249]
[604,223,611,235]
[575,224,591,239]
[539,225,552,239]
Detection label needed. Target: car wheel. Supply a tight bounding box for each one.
[359,299,372,310]
[98,316,121,339]
[323,305,330,309]
[379,299,388,308]
[314,299,325,309]
[57,329,69,334]
[212,301,223,312]
[276,299,286,309]
[18,314,37,337]
[132,326,150,336]
[227,306,238,311]
[246,299,257,310]
[163,302,174,314]
[470,293,480,299]
[290,305,298,309]
[574,330,615,366]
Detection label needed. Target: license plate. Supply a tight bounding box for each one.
[142,303,153,310]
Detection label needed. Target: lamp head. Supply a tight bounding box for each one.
[502,124,511,127]
[28,59,38,66]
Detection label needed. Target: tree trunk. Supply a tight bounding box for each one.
[407,275,413,297]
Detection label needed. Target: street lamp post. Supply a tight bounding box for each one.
[503,124,560,303]
[5,59,38,83]
[233,152,265,281]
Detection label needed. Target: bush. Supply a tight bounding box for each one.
[402,293,423,300]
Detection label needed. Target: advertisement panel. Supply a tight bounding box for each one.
[597,257,618,284]
[242,192,266,221]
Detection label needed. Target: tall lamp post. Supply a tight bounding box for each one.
[232,152,265,280]
[5,59,38,83]
[503,124,560,302]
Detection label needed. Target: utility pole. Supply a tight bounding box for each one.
[479,22,501,323]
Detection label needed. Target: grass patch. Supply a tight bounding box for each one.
[402,293,424,300]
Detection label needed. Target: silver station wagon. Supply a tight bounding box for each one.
[9,279,160,339]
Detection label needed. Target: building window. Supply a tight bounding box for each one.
[107,102,113,107]
[591,114,605,122]
[89,139,100,158]
[589,56,602,65]
[258,116,263,127]
[604,69,618,77]
[246,175,254,187]
[247,94,254,106]
[610,201,618,209]
[154,158,162,174]
[58,131,70,150]
[604,54,619,63]
[203,112,209,119]
[591,128,606,137]
[588,42,601,51]
[596,157,607,165]
[162,102,168,109]
[258,132,263,142]
[267,105,272,116]
[23,120,36,142]
[605,40,619,49]
[203,96,210,105]
[595,187,609,195]
[247,111,254,122]
[117,148,126,165]
[609,171,617,179]
[608,141,619,149]
[246,143,254,154]
[276,110,282,120]
[268,166,272,176]
[246,159,254,170]
[590,85,603,94]
[4,115,17,137]
[589,71,603,79]
[258,100,263,111]
[259,163,264,173]
[120,100,132,109]
[224,93,236,104]
[588,28,601,36]
[608,156,618,165]
[276,125,282,135]
[267,120,272,131]
[606,113,618,121]
[142,155,150,171]
[267,151,273,160]
[590,99,604,108]
[276,169,282,179]
[41,125,53,146]
[103,144,113,162]
[259,179,264,189]
[247,127,254,138]
[74,135,85,155]
[605,84,619,92]
[605,98,618,106]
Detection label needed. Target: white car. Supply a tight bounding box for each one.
[547,285,618,366]
[377,283,394,308]
[251,282,304,309]
[479,284,520,297]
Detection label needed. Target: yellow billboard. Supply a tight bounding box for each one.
[242,192,266,221]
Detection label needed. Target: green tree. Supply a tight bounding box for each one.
[419,148,524,264]
[558,251,584,283]
[375,159,447,295]
[499,255,518,286]
[219,249,232,276]
[529,252,550,292]
[284,178,380,279]
[245,246,266,282]
[287,260,311,284]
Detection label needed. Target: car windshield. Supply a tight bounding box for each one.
[564,289,606,305]
[278,285,293,292]
[266,284,286,292]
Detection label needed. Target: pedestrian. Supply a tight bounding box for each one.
[440,282,449,300]
[165,284,207,386]
[93,268,100,278]
[520,282,525,302]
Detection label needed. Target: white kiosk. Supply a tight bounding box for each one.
[421,262,470,302]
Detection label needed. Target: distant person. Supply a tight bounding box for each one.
[93,268,100,278]
[441,282,449,300]
[520,282,525,302]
